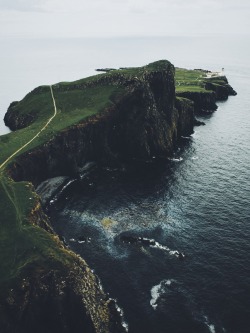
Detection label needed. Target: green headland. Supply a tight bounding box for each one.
[0,60,236,332]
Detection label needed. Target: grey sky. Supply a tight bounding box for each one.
[0,0,249,38]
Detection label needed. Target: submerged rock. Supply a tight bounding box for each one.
[121,235,156,247]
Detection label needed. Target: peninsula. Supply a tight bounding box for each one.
[0,60,236,332]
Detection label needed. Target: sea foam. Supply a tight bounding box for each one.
[150,279,173,310]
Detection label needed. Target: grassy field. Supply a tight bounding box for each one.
[175,67,207,92]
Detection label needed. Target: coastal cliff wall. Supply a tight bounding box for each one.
[176,76,236,115]
[176,90,218,114]
[0,191,126,333]
[7,63,195,186]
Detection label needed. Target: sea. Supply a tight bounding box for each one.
[1,35,250,333]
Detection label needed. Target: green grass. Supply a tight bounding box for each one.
[175,67,227,93]
[175,67,205,91]
[0,173,75,294]
[176,85,209,93]
[0,85,124,166]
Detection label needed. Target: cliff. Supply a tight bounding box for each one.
[0,61,236,332]
[5,60,195,185]
[175,68,237,114]
[0,176,126,333]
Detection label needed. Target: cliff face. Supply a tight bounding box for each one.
[0,194,126,333]
[204,80,237,101]
[1,265,122,333]
[7,62,194,186]
[176,76,237,115]
[176,90,218,114]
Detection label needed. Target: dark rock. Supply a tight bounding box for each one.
[178,252,186,260]
[78,236,91,243]
[95,68,116,72]
[176,91,218,115]
[121,235,156,247]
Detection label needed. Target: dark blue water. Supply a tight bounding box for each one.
[48,65,250,333]
[2,35,250,333]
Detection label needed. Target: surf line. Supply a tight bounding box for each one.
[0,85,57,170]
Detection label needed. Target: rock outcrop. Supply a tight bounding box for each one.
[176,76,236,115]
[176,90,218,114]
[0,190,126,333]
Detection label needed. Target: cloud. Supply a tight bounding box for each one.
[0,0,47,12]
[2,0,249,15]
[0,0,249,38]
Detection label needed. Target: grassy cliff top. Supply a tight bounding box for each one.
[175,67,227,93]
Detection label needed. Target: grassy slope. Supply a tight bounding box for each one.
[0,85,124,164]
[176,67,212,92]
[0,173,75,294]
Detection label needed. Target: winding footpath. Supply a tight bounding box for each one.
[0,85,57,170]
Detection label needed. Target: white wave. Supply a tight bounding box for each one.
[151,241,184,259]
[112,299,129,332]
[150,279,173,310]
[166,279,172,286]
[208,324,216,333]
[151,241,170,252]
[169,250,185,258]
[191,131,199,138]
[168,157,183,162]
[181,136,191,139]
[49,179,77,204]
[122,321,129,332]
[204,315,216,333]
[150,282,162,310]
[191,156,199,160]
[59,179,76,194]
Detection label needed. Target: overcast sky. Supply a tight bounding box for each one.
[0,0,249,38]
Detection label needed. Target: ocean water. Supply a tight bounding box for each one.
[1,36,250,333]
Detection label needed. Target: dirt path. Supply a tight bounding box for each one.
[0,85,57,170]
